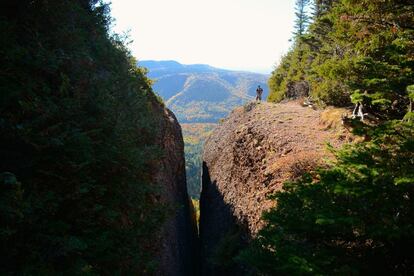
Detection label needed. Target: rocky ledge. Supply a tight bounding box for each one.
[199,101,345,275]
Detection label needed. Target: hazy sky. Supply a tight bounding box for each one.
[110,0,296,74]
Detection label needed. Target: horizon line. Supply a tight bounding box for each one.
[138,59,272,75]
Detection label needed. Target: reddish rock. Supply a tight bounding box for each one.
[200,101,345,275]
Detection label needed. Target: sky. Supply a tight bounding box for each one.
[109,0,296,74]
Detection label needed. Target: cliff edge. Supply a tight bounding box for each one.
[199,101,345,274]
[154,104,199,276]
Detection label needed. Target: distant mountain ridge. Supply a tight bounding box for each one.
[140,60,222,76]
[139,60,269,123]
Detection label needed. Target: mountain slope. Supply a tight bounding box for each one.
[140,60,271,199]
[139,60,270,123]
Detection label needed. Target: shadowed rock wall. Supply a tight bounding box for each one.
[155,107,199,276]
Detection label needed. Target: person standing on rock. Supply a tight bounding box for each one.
[256,85,263,102]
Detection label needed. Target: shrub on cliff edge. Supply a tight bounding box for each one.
[240,120,414,274]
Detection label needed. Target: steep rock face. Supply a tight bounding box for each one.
[199,102,344,274]
[154,106,199,275]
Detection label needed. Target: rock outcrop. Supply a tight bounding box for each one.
[154,105,199,276]
[199,101,345,274]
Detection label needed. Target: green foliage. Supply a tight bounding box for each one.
[268,0,414,119]
[211,227,244,269]
[240,121,414,274]
[0,0,167,274]
[185,141,204,199]
[404,85,414,121]
[182,123,216,199]
[249,1,414,274]
[294,0,312,38]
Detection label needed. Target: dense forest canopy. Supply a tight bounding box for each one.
[268,0,414,120]
[242,0,414,274]
[0,0,167,274]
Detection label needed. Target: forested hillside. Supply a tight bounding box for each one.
[140,60,269,123]
[239,0,414,274]
[0,1,196,274]
[268,0,413,119]
[182,123,216,198]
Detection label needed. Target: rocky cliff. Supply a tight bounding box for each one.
[199,101,346,274]
[0,1,198,274]
[154,105,199,276]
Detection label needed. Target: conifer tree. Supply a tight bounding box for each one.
[251,1,414,274]
[293,0,311,38]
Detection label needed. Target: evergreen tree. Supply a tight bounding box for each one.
[240,121,414,274]
[268,0,414,113]
[294,0,312,38]
[250,1,414,274]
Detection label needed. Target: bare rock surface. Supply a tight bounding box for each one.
[154,105,198,276]
[200,101,345,275]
